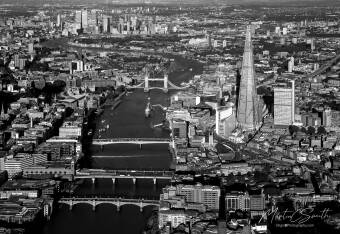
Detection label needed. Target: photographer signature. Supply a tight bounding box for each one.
[259,207,330,224]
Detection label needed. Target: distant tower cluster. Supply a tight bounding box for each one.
[74,9,99,32]
[237,26,260,131]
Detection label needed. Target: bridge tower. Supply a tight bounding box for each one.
[144,73,149,92]
[163,73,168,93]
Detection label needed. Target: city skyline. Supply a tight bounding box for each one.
[0,2,340,234]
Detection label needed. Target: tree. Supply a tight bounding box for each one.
[307,126,316,135]
[317,126,327,135]
[300,127,307,134]
[288,125,300,136]
[52,80,66,93]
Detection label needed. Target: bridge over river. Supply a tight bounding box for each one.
[92,138,171,146]
[59,197,159,212]
[75,169,174,184]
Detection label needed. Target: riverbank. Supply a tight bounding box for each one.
[41,47,202,234]
[143,210,159,234]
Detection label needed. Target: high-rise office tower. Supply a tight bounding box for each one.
[75,10,82,26]
[103,16,111,33]
[311,38,315,51]
[216,104,236,138]
[274,80,295,126]
[28,43,34,54]
[237,26,259,131]
[323,108,332,127]
[222,40,227,48]
[288,57,294,73]
[57,14,61,27]
[81,10,88,29]
[88,10,98,28]
[275,26,280,34]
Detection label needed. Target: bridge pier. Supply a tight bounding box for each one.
[153,178,157,185]
[117,199,120,212]
[163,74,168,93]
[69,202,73,211]
[92,200,96,211]
[144,74,149,92]
[140,200,143,212]
[132,177,136,185]
[100,145,104,151]
[139,144,142,149]
[91,177,95,184]
[112,178,116,184]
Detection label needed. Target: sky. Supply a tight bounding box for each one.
[0,0,337,5]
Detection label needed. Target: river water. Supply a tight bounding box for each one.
[42,55,203,234]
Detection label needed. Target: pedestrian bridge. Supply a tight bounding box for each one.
[92,138,171,146]
[59,197,159,212]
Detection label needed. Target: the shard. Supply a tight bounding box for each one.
[237,26,259,131]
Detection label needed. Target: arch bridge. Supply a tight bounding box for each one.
[59,197,159,212]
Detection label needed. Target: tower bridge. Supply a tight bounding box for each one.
[74,169,174,185]
[58,197,159,212]
[127,71,190,93]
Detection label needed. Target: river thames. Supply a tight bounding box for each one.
[42,54,203,234]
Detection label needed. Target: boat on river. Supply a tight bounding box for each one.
[145,97,152,118]
[145,105,151,118]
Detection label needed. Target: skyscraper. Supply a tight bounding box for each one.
[81,10,88,29]
[274,80,295,126]
[216,104,236,138]
[28,43,34,54]
[75,10,82,26]
[103,16,111,33]
[57,14,61,27]
[288,56,294,73]
[237,26,259,131]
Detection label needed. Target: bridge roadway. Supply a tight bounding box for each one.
[92,138,171,146]
[256,53,340,88]
[59,197,159,212]
[305,53,340,78]
[74,169,174,184]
